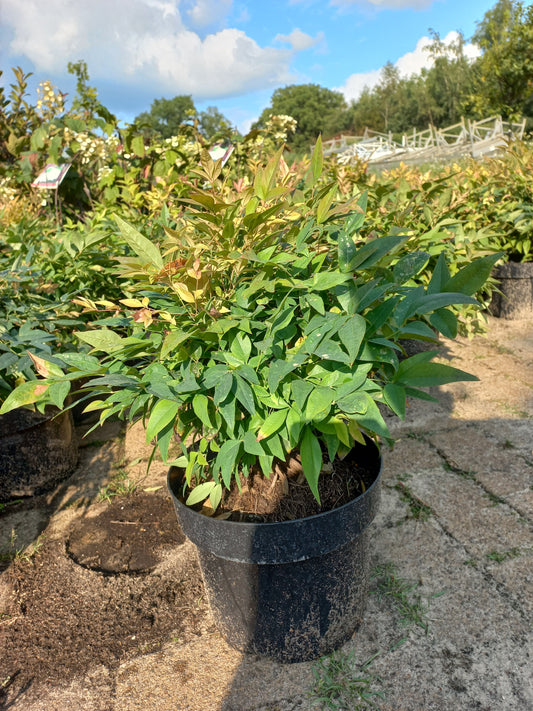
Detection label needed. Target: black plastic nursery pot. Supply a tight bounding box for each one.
[490,261,533,319]
[0,407,78,502]
[167,438,382,663]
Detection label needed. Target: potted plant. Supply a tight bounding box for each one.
[0,142,501,660]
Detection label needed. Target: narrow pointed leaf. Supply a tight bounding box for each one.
[300,427,322,503]
[146,399,179,443]
[115,215,164,269]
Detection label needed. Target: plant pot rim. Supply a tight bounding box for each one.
[167,438,382,564]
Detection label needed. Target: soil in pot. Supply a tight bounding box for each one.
[214,446,378,522]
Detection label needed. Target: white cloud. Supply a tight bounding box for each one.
[185,0,233,29]
[338,31,481,102]
[0,0,305,100]
[274,28,324,52]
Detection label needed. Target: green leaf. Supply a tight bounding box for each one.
[350,235,408,270]
[398,321,438,340]
[235,375,256,415]
[427,252,451,294]
[311,272,350,291]
[48,381,70,409]
[393,251,430,284]
[429,309,458,339]
[215,439,241,488]
[338,314,366,363]
[268,360,295,394]
[314,340,352,364]
[344,193,367,234]
[396,358,478,387]
[304,293,325,315]
[310,135,323,184]
[214,373,233,405]
[414,293,478,316]
[356,395,391,439]
[338,232,357,273]
[316,185,337,224]
[209,483,222,510]
[114,215,164,270]
[442,253,503,295]
[157,420,174,462]
[218,396,235,433]
[58,353,101,371]
[300,427,322,503]
[161,330,190,358]
[192,394,213,428]
[334,281,359,314]
[304,387,333,421]
[230,332,252,364]
[145,399,179,443]
[264,432,286,461]
[259,454,275,477]
[243,430,265,456]
[186,481,217,507]
[0,380,50,414]
[383,383,406,419]
[336,391,368,415]
[259,408,288,439]
[131,135,145,157]
[75,329,124,353]
[291,379,314,411]
[286,406,304,447]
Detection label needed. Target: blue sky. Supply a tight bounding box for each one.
[0,0,498,133]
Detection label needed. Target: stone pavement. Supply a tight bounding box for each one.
[1,315,532,710]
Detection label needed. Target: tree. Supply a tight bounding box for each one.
[423,30,477,125]
[470,0,533,118]
[67,60,116,124]
[255,84,348,152]
[198,106,232,139]
[134,95,197,139]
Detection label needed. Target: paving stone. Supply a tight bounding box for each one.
[406,468,533,558]
[429,428,533,498]
[342,507,531,711]
[507,489,533,519]
[382,437,444,480]
[486,553,533,616]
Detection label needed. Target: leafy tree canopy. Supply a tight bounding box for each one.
[254,84,348,153]
[134,95,197,139]
[198,106,233,139]
[470,0,533,118]
[134,96,232,140]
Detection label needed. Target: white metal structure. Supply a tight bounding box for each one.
[320,116,526,167]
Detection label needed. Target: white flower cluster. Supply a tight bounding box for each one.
[105,134,120,152]
[36,81,64,117]
[151,135,200,157]
[0,177,17,202]
[97,166,114,181]
[265,114,298,141]
[63,128,107,164]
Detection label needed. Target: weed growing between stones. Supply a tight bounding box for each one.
[371,562,443,634]
[310,650,384,710]
[486,548,523,563]
[310,563,444,709]
[394,475,434,521]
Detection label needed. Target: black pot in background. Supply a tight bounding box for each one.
[490,262,533,319]
[0,407,78,502]
[168,438,382,663]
